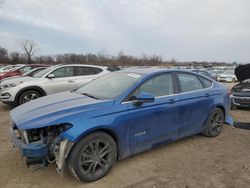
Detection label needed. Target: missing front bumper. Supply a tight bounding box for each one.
[9,126,48,166]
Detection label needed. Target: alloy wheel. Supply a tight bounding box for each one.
[79,139,113,177]
[209,110,224,135]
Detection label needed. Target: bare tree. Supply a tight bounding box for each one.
[0,46,8,64]
[19,40,38,64]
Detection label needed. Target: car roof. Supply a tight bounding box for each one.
[58,64,108,69]
[120,67,181,75]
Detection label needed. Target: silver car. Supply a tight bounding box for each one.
[0,64,111,106]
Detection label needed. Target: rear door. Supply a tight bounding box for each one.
[175,72,213,137]
[73,66,104,88]
[44,66,76,94]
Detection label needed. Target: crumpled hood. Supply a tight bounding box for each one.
[10,91,114,130]
[235,64,250,82]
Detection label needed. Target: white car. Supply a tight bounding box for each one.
[0,64,113,106]
[217,70,237,82]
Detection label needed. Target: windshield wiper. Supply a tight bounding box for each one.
[82,93,99,99]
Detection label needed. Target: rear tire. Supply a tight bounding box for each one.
[202,108,224,137]
[18,90,42,105]
[67,132,117,182]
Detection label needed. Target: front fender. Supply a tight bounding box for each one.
[61,123,118,142]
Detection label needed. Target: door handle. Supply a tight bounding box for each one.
[68,80,75,83]
[205,93,210,97]
[168,99,176,103]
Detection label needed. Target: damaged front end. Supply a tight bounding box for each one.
[9,121,74,173]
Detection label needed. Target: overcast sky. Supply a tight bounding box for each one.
[0,0,249,62]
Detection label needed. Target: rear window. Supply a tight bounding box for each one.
[177,73,204,92]
[107,67,121,72]
[199,76,212,88]
[74,67,103,76]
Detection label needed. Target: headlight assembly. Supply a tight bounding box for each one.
[1,81,23,89]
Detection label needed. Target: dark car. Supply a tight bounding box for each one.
[10,68,232,182]
[0,64,49,80]
[231,64,250,109]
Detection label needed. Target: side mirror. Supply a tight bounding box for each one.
[133,92,155,106]
[47,74,55,79]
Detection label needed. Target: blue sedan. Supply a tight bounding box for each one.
[9,68,233,182]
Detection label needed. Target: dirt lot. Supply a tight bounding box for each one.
[0,83,249,188]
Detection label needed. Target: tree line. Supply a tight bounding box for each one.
[0,39,231,67]
[0,40,172,67]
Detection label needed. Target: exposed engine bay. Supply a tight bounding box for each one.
[11,123,74,172]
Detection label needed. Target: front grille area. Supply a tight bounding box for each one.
[234,98,250,104]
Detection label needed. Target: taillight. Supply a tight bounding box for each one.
[227,87,232,96]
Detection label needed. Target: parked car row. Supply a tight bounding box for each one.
[0,64,119,106]
[216,70,238,82]
[7,66,234,182]
[173,66,238,83]
[2,67,48,81]
[0,64,25,73]
[0,64,49,80]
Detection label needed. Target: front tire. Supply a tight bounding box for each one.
[202,108,224,137]
[18,90,42,105]
[67,132,117,182]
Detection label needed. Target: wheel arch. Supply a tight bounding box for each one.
[15,86,47,104]
[72,127,121,160]
[214,105,225,119]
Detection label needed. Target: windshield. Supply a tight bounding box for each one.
[33,66,57,78]
[75,72,142,99]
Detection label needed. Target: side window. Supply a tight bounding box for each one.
[130,73,174,99]
[199,76,212,88]
[107,67,120,72]
[75,67,103,76]
[177,73,204,92]
[51,67,74,78]
[31,69,41,75]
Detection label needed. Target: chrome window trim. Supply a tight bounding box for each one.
[121,82,214,105]
[178,82,213,95]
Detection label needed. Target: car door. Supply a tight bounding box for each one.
[44,66,76,94]
[123,73,180,154]
[175,72,213,138]
[73,66,104,88]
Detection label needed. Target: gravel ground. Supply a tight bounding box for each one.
[0,83,249,188]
